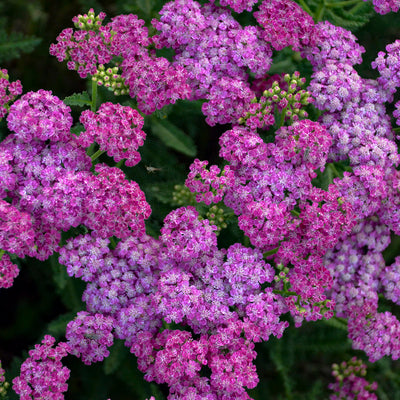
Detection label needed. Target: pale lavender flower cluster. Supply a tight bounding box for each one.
[66,311,114,365]
[380,256,400,304]
[152,0,272,125]
[59,232,163,348]
[348,300,400,362]
[309,63,362,112]
[0,134,92,259]
[301,21,365,68]
[372,39,400,98]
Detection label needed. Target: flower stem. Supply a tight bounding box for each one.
[325,0,361,7]
[91,149,106,161]
[91,79,98,112]
[298,0,313,15]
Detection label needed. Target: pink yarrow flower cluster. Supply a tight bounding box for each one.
[50,10,191,114]
[66,311,114,365]
[7,89,73,143]
[78,102,146,166]
[0,68,22,118]
[254,0,315,51]
[152,0,272,125]
[12,335,70,400]
[185,159,235,205]
[364,0,400,14]
[0,253,19,289]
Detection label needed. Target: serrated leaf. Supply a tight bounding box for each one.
[70,123,85,136]
[63,91,91,107]
[50,253,69,291]
[46,311,77,338]
[0,30,41,62]
[150,117,197,157]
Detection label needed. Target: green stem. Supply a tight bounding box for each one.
[325,0,361,7]
[297,0,313,15]
[273,289,298,297]
[290,209,300,217]
[115,159,124,168]
[323,316,348,331]
[91,79,98,112]
[0,249,4,260]
[91,149,106,161]
[263,247,279,257]
[315,0,326,21]
[278,108,287,129]
[329,163,341,178]
[109,237,117,249]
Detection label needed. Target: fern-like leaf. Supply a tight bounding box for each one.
[0,29,41,63]
[63,91,91,107]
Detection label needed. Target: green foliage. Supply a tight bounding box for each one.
[149,116,197,157]
[63,91,92,107]
[325,0,374,30]
[113,0,166,24]
[300,0,374,30]
[0,27,41,63]
[0,15,41,63]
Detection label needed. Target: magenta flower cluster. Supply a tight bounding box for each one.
[12,335,70,400]
[185,159,235,205]
[0,68,22,118]
[79,102,146,166]
[50,9,191,114]
[254,0,315,51]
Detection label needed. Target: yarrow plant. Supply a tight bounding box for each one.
[1,0,400,399]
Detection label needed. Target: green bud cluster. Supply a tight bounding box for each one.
[332,357,368,382]
[0,361,9,398]
[239,71,313,128]
[92,65,129,96]
[0,70,9,80]
[273,263,290,284]
[268,72,313,118]
[172,184,196,206]
[205,204,227,234]
[73,8,105,31]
